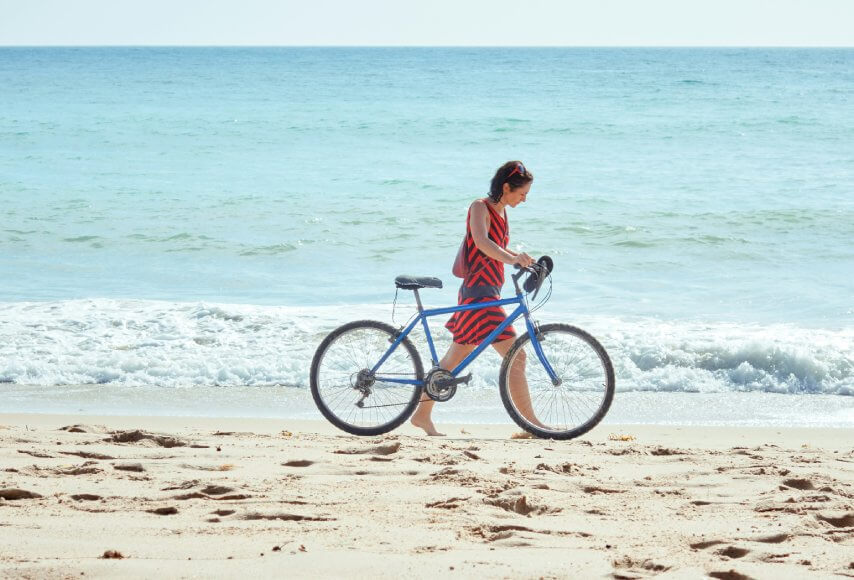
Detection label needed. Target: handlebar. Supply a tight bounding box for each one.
[511,256,553,301]
[511,263,537,275]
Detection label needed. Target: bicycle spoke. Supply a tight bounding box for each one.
[312,322,422,433]
[501,325,613,438]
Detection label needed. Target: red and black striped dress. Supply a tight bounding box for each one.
[445,199,516,345]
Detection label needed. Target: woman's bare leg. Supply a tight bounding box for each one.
[410,341,476,436]
[492,338,545,428]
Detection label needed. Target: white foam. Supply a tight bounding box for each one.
[1,300,851,397]
[587,316,854,396]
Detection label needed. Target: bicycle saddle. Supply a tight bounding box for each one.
[395,275,443,290]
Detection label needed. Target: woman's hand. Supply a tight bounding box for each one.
[512,252,535,268]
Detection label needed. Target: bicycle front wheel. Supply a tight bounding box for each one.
[310,320,424,436]
[499,323,615,440]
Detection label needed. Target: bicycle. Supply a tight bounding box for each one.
[309,258,615,440]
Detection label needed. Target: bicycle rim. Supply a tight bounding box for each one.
[311,320,423,435]
[500,324,614,439]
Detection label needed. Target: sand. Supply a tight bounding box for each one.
[0,414,852,579]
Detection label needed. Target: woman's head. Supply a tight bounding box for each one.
[489,161,534,205]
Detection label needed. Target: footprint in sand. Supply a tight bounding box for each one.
[649,446,689,456]
[816,512,854,528]
[213,494,252,500]
[107,430,187,448]
[70,494,101,501]
[606,447,643,456]
[333,442,401,456]
[581,485,625,495]
[690,539,726,550]
[758,552,792,564]
[242,512,334,522]
[782,478,815,490]
[171,483,244,501]
[535,462,574,474]
[425,497,469,509]
[282,460,315,467]
[60,425,106,434]
[483,494,560,516]
[200,485,233,495]
[162,480,200,491]
[431,467,459,477]
[717,546,750,559]
[59,450,116,460]
[113,463,146,473]
[56,464,103,476]
[16,449,55,458]
[468,524,537,542]
[708,570,754,580]
[173,492,209,500]
[147,506,179,515]
[612,556,671,574]
[751,533,790,544]
[0,489,43,500]
[180,463,235,472]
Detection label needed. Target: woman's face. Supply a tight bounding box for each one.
[503,182,531,207]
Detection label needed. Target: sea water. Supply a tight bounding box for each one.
[1,48,852,426]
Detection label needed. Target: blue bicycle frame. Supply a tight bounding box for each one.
[370,279,558,386]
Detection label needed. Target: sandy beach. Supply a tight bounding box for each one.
[0,414,851,578]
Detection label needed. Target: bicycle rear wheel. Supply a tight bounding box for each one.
[499,323,615,440]
[310,320,424,436]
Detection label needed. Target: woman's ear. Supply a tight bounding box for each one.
[502,182,511,197]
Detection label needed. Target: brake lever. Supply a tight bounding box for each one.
[527,262,543,302]
[530,263,546,301]
[511,263,536,282]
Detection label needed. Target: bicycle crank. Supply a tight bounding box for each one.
[424,369,471,402]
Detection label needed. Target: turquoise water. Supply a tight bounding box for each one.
[1,48,852,416]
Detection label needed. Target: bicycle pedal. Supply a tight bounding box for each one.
[456,373,472,385]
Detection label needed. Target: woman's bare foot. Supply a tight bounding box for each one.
[525,416,549,430]
[410,416,445,436]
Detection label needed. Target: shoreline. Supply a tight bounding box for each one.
[3,412,854,443]
[1,413,852,577]
[5,386,853,429]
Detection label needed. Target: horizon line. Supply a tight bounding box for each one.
[1,44,852,49]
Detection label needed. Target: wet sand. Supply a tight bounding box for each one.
[1,414,852,578]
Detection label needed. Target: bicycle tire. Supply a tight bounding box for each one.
[310,319,424,436]
[498,323,615,440]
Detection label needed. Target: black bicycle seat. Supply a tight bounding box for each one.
[395,275,443,290]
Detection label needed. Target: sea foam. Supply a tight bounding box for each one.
[1,299,850,396]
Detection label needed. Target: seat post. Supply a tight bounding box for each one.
[412,289,424,312]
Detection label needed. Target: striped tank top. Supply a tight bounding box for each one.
[445,199,516,345]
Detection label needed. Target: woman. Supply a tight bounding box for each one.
[411,161,538,436]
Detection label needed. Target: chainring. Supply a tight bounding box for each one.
[425,368,457,402]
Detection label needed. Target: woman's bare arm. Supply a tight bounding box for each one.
[469,201,533,266]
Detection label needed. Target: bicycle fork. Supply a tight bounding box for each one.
[523,314,562,387]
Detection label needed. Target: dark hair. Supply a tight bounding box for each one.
[488,161,534,202]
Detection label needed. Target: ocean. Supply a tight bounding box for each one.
[1,47,852,426]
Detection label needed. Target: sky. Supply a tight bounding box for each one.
[0,0,852,47]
